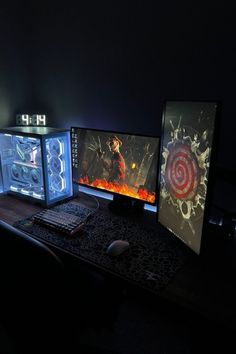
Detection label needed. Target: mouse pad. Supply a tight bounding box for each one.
[14,201,191,293]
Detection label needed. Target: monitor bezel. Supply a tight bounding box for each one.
[71,126,160,206]
[157,99,221,255]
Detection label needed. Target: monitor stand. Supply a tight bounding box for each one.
[73,183,80,198]
[108,195,144,216]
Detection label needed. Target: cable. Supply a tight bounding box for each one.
[78,190,100,214]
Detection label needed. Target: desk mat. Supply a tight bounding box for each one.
[14,201,190,293]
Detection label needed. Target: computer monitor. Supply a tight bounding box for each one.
[158,101,220,254]
[71,127,159,214]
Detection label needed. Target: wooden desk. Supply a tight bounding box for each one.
[0,193,235,331]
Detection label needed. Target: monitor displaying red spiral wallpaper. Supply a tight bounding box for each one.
[158,101,219,254]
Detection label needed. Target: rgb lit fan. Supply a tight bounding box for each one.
[30,169,41,185]
[49,138,62,156]
[50,174,64,192]
[11,164,20,179]
[21,166,30,181]
[49,156,62,174]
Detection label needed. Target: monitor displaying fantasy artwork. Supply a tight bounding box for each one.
[71,127,159,207]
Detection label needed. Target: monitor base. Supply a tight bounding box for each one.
[108,195,144,216]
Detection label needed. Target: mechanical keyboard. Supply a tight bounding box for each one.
[33,208,91,235]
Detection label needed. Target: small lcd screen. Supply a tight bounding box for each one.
[71,128,159,204]
[158,101,218,254]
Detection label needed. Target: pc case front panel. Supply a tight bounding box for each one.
[0,133,45,200]
[44,132,72,205]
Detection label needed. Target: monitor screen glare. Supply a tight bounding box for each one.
[71,128,159,205]
[158,101,218,254]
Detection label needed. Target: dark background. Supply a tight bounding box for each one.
[0,1,235,172]
[0,5,235,351]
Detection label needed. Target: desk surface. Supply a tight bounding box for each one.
[0,193,235,331]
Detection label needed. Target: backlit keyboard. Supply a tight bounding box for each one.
[33,208,91,235]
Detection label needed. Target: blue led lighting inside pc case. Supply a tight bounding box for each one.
[0,127,73,206]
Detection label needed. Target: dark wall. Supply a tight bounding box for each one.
[0,3,34,127]
[28,2,236,169]
[1,2,236,170]
[26,1,162,134]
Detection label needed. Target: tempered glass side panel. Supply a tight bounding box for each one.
[44,132,72,203]
[0,133,45,200]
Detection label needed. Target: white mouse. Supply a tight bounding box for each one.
[106,240,130,257]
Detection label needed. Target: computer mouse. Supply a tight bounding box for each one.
[106,240,130,257]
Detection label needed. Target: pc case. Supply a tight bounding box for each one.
[0,126,73,206]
